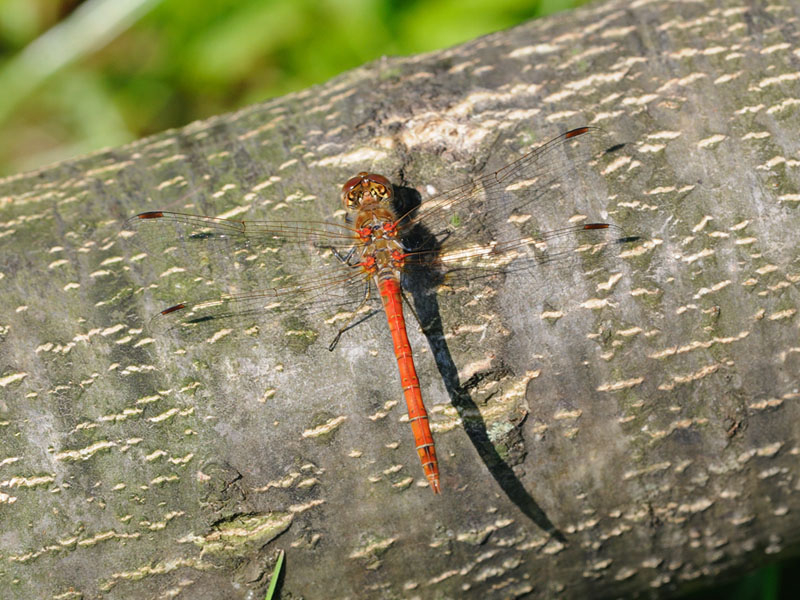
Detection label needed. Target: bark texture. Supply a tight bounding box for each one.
[1,0,799,598]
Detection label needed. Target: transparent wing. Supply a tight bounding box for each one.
[402,222,640,290]
[124,211,378,338]
[396,127,639,283]
[148,265,375,338]
[399,127,603,241]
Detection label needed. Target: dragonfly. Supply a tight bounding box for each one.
[126,126,638,494]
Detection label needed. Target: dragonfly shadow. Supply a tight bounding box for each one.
[395,184,566,542]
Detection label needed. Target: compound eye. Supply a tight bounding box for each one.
[342,176,364,208]
[368,174,391,187]
[342,174,365,194]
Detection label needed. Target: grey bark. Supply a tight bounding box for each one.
[1,0,799,598]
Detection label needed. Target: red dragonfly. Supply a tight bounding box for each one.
[127,126,636,494]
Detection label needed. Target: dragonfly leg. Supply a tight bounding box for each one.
[328,282,373,351]
[330,244,358,266]
[399,288,429,334]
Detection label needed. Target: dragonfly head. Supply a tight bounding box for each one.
[341,172,393,211]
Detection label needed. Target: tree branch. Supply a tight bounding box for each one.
[1,0,799,598]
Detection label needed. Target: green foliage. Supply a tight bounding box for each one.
[680,562,782,600]
[0,0,584,175]
[265,548,284,599]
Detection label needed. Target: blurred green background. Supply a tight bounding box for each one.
[0,0,587,176]
[0,0,796,598]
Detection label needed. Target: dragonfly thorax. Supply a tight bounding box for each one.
[354,217,407,282]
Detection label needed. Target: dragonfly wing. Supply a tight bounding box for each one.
[396,127,640,287]
[403,223,641,289]
[124,211,378,341]
[124,210,358,280]
[401,127,607,248]
[125,211,356,244]
[147,264,376,340]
